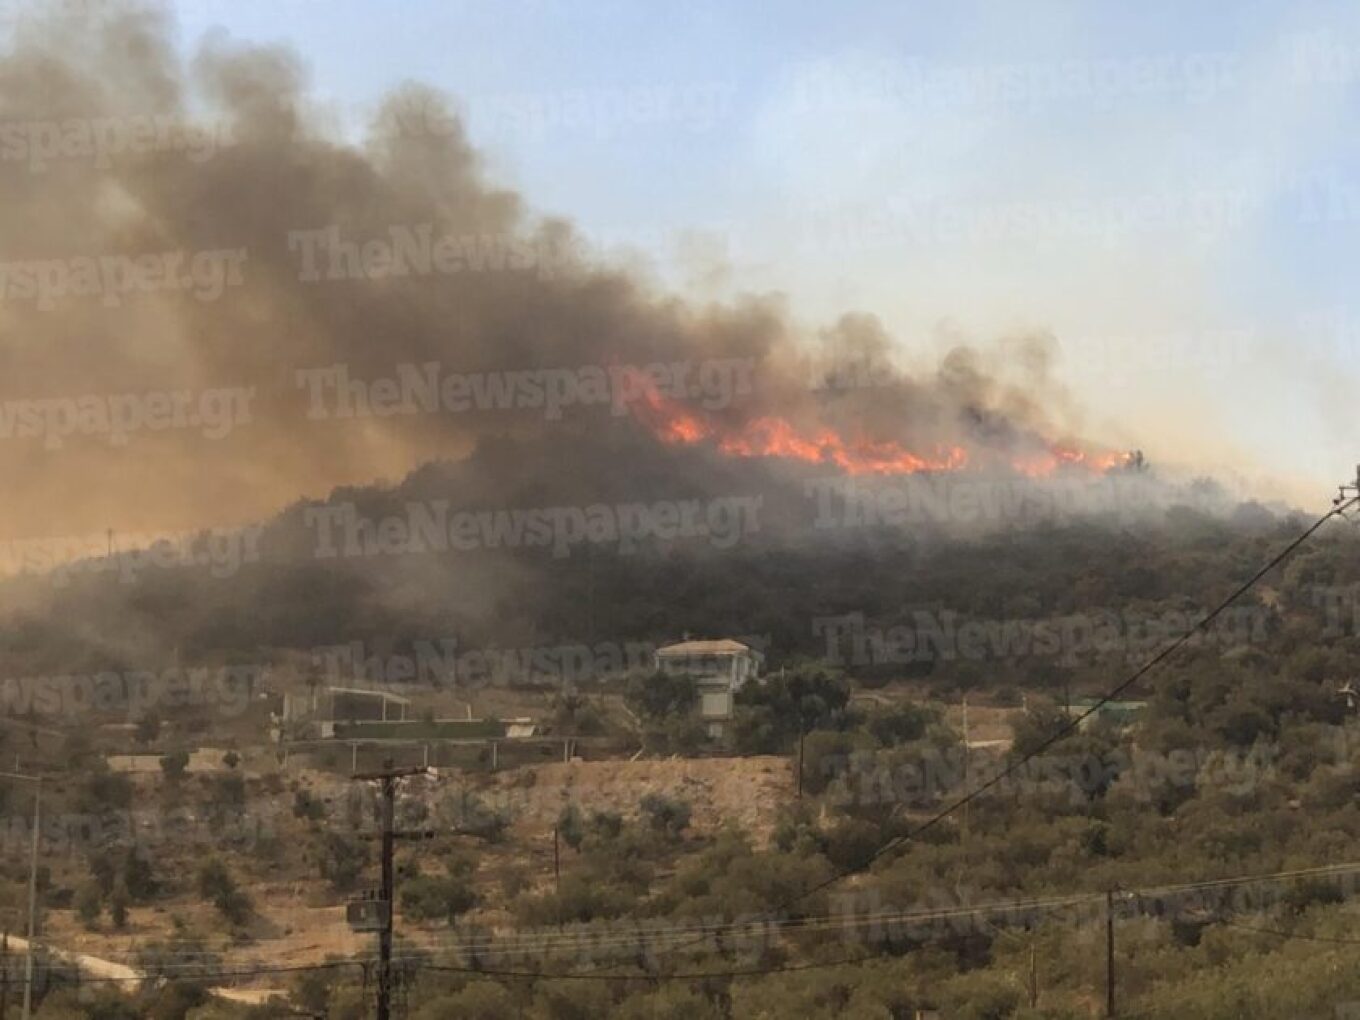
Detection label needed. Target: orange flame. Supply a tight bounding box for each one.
[622,369,1125,478]
[1009,444,1130,478]
[715,418,968,475]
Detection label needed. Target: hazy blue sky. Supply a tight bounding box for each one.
[168,0,1360,503]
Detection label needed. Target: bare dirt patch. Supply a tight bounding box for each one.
[489,755,795,845]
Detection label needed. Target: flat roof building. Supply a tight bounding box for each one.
[654,638,764,737]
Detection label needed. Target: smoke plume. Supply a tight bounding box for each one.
[0,5,1141,556]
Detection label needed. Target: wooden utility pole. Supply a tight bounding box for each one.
[1333,463,1360,513]
[1028,938,1037,1008]
[1105,889,1116,1018]
[378,773,394,1020]
[0,773,40,1020]
[961,695,970,841]
[352,761,427,1020]
[21,782,37,1020]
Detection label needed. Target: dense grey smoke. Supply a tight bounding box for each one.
[0,5,1121,554]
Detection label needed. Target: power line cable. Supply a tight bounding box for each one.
[28,498,1357,992]
[421,951,886,982]
[1216,918,1360,944]
[602,497,1356,967]
[67,859,1360,986]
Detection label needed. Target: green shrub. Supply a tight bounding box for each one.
[399,874,477,924]
[639,793,691,836]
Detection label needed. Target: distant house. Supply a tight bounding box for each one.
[283,686,412,738]
[108,749,236,775]
[654,638,764,737]
[332,717,538,741]
[1064,697,1146,731]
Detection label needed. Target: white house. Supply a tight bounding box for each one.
[281,686,411,738]
[654,638,764,737]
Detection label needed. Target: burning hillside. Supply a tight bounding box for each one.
[0,7,1139,550]
[622,366,1131,478]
